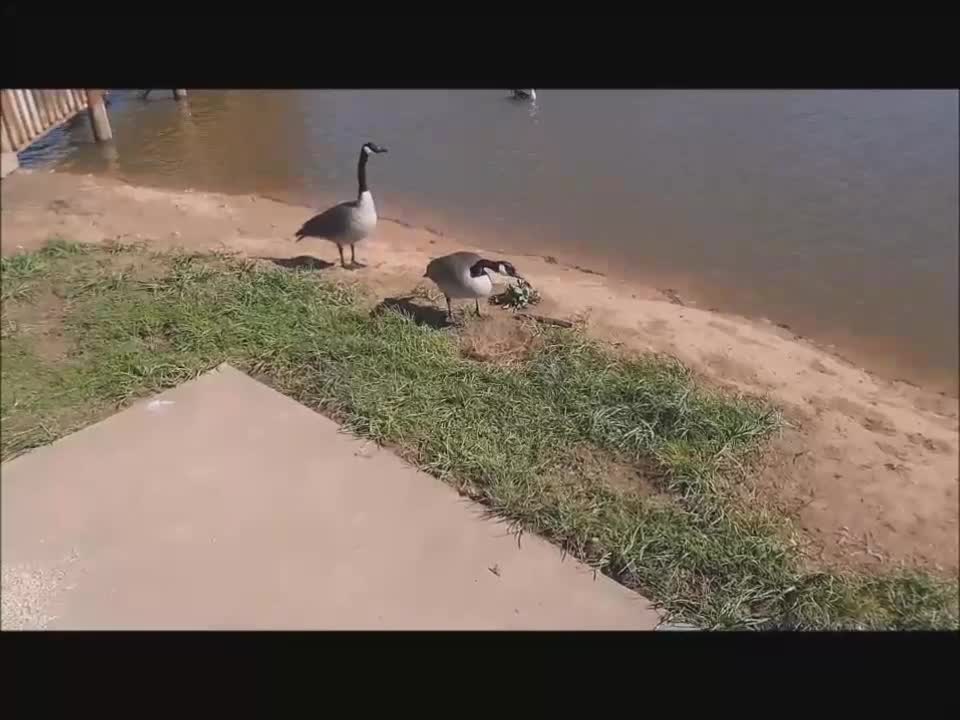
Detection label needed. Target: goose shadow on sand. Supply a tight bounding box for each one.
[260,256,336,271]
[373,296,450,330]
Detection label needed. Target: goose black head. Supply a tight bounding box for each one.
[469,258,522,280]
[362,142,389,155]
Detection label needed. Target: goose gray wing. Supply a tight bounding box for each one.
[425,251,482,284]
[295,200,360,241]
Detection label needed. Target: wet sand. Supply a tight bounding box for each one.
[2,169,957,575]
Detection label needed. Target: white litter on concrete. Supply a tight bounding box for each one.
[146,399,176,413]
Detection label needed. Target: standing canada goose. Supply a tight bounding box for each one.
[510,89,536,101]
[424,251,521,320]
[294,142,389,268]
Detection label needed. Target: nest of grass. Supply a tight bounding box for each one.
[490,278,542,311]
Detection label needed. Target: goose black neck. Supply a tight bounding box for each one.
[470,258,500,277]
[357,150,370,195]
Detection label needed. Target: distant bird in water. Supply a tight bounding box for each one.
[510,89,536,101]
[294,142,389,268]
[424,251,522,320]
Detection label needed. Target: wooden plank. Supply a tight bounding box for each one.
[4,90,29,147]
[37,91,55,131]
[47,89,61,119]
[53,90,70,120]
[12,89,37,140]
[54,90,68,120]
[1,94,11,147]
[16,90,33,147]
[62,89,76,116]
[54,89,71,118]
[54,90,67,120]
[34,90,52,127]
[28,90,46,128]
[8,90,28,140]
[0,91,24,148]
[74,89,87,109]
[40,89,59,124]
[23,90,44,136]
[1,115,14,153]
[19,89,42,139]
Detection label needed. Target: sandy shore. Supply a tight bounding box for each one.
[2,169,957,575]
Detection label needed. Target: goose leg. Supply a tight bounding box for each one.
[351,244,361,268]
[475,299,482,317]
[337,245,346,268]
[350,244,365,268]
[445,296,453,321]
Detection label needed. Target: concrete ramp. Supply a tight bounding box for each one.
[1,365,660,630]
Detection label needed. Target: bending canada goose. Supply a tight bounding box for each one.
[510,89,536,101]
[294,142,389,268]
[424,251,521,319]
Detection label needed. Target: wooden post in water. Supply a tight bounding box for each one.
[173,89,187,100]
[85,89,113,142]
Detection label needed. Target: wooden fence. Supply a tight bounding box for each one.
[0,89,92,154]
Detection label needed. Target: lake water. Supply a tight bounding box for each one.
[21,89,959,394]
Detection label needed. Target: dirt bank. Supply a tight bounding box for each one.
[2,169,957,575]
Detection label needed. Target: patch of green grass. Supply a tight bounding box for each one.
[40,235,89,258]
[0,338,98,456]
[0,236,88,302]
[1,244,957,629]
[1,252,48,302]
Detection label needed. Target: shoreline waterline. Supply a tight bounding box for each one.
[36,165,960,399]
